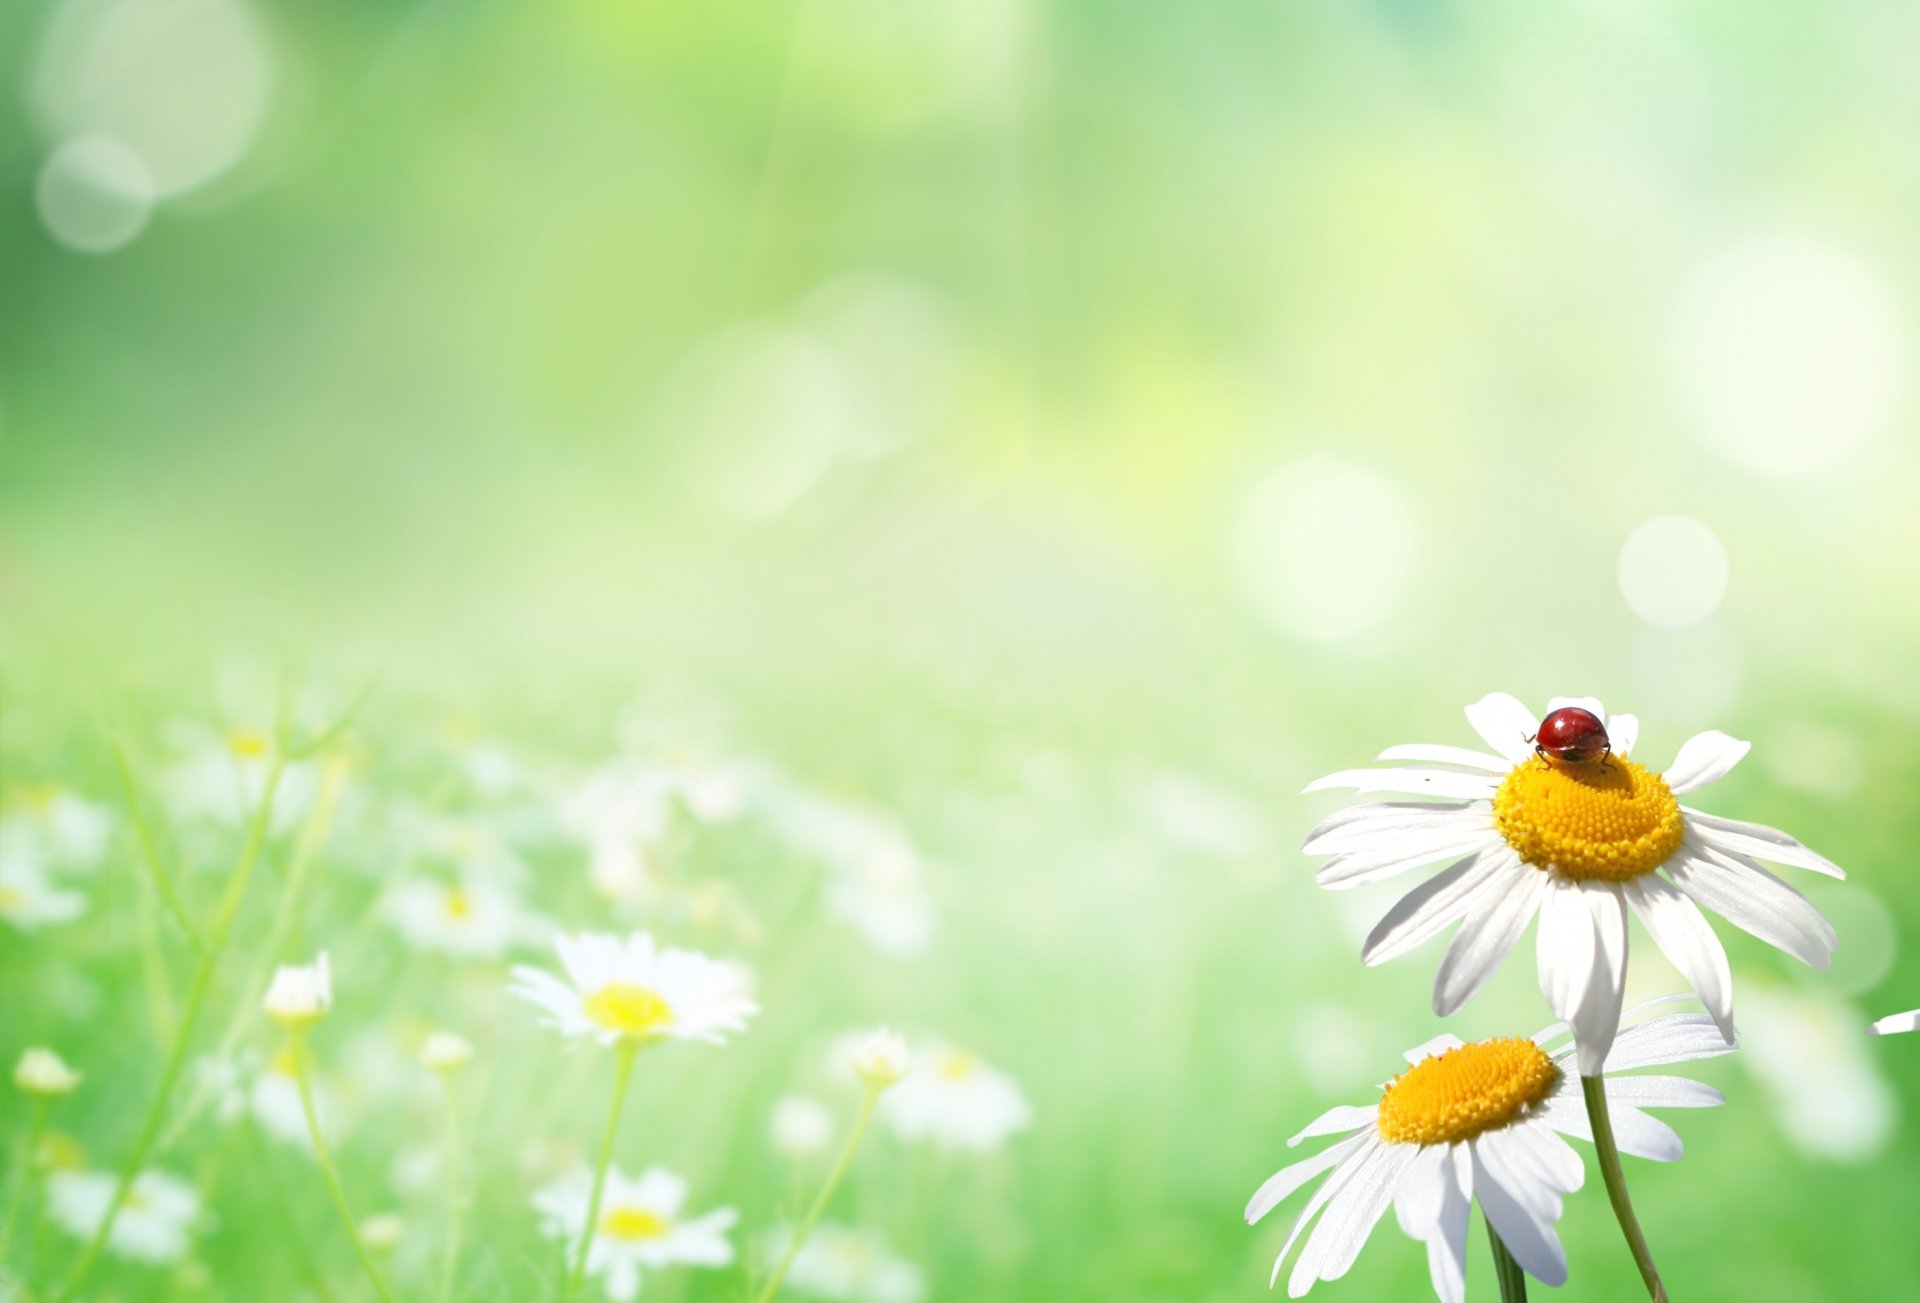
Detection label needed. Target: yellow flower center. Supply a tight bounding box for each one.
[444,890,473,920]
[0,885,23,912]
[583,983,673,1039]
[1493,757,1684,882]
[935,1050,979,1082]
[270,1048,300,1076]
[228,730,270,760]
[599,1206,670,1241]
[1377,1037,1561,1146]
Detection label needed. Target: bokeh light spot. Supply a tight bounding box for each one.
[1233,458,1412,644]
[36,136,154,254]
[1617,514,1728,628]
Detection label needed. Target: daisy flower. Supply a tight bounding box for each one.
[1870,1009,1920,1036]
[771,1093,836,1158]
[1247,1003,1735,1299]
[382,877,539,957]
[1,783,112,871]
[0,857,86,931]
[264,952,333,1029]
[47,1168,201,1264]
[532,1165,737,1302]
[161,720,316,832]
[880,1042,1031,1151]
[14,1046,83,1097]
[509,932,758,1047]
[1304,692,1843,1071]
[762,1223,926,1303]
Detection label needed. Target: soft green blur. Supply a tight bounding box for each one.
[5,1,1920,1300]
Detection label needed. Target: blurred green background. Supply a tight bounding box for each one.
[5,0,1920,1299]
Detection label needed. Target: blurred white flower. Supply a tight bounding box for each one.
[1871,1008,1920,1036]
[824,843,935,957]
[1,783,112,871]
[509,932,757,1048]
[0,857,86,930]
[263,952,332,1028]
[763,1223,925,1303]
[382,877,538,957]
[1304,692,1842,1072]
[161,721,316,832]
[14,1046,83,1097]
[849,1029,911,1090]
[359,1212,405,1253]
[532,1165,736,1302]
[47,1168,200,1263]
[421,1031,474,1074]
[771,1093,835,1158]
[1248,1005,1735,1299]
[881,1043,1030,1151]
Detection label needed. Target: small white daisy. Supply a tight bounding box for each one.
[532,1165,737,1302]
[1304,693,1843,1071]
[771,1093,836,1158]
[1870,1008,1920,1036]
[1247,1003,1735,1300]
[0,857,86,931]
[14,1046,83,1097]
[161,721,316,832]
[381,877,538,957]
[263,952,333,1029]
[850,1028,912,1090]
[1,783,112,871]
[421,1031,475,1074]
[47,1168,202,1264]
[880,1042,1031,1151]
[762,1223,926,1303]
[509,932,758,1047]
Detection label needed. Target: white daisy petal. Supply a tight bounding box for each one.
[1361,849,1510,967]
[1601,1075,1724,1110]
[1391,1144,1452,1239]
[1665,845,1836,970]
[1288,1105,1379,1147]
[1302,800,1482,851]
[1246,1131,1369,1225]
[1507,1121,1586,1194]
[1474,1129,1567,1222]
[1375,744,1512,772]
[1315,831,1502,892]
[1469,1141,1567,1286]
[1464,693,1539,765]
[1607,713,1641,757]
[1870,1010,1920,1036]
[1682,809,1846,879]
[1423,1159,1472,1303]
[1662,730,1751,793]
[1535,876,1594,1025]
[1289,1144,1414,1295]
[1433,867,1547,1016]
[1303,768,1501,801]
[1603,1013,1737,1072]
[1570,885,1628,1076]
[1622,876,1735,1044]
[1271,1136,1379,1282]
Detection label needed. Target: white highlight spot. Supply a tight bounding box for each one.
[36,136,153,253]
[1670,234,1908,474]
[1234,458,1412,643]
[1617,514,1727,628]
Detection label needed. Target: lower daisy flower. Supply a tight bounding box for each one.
[532,1165,737,1302]
[1303,692,1843,1071]
[1246,1002,1735,1300]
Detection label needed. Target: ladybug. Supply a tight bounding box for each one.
[1531,707,1610,765]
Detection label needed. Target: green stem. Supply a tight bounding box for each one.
[751,1086,883,1303]
[567,1042,641,1300]
[1581,1075,1670,1303]
[103,721,205,953]
[1486,1217,1528,1302]
[0,1099,51,1269]
[290,1034,399,1303]
[438,1074,465,1303]
[53,752,288,1303]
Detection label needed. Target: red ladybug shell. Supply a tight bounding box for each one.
[1535,707,1609,764]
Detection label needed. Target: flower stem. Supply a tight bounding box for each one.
[752,1085,883,1303]
[290,1033,400,1303]
[567,1041,641,1300]
[1486,1217,1528,1302]
[102,715,205,952]
[54,751,288,1303]
[0,1099,51,1270]
[438,1073,466,1303]
[1581,1074,1670,1302]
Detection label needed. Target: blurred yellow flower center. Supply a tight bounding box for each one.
[0,886,23,911]
[270,1047,300,1076]
[1493,757,1683,881]
[228,730,269,760]
[936,1050,979,1081]
[444,890,473,919]
[1377,1038,1560,1146]
[16,783,60,811]
[584,983,672,1038]
[599,1206,669,1241]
